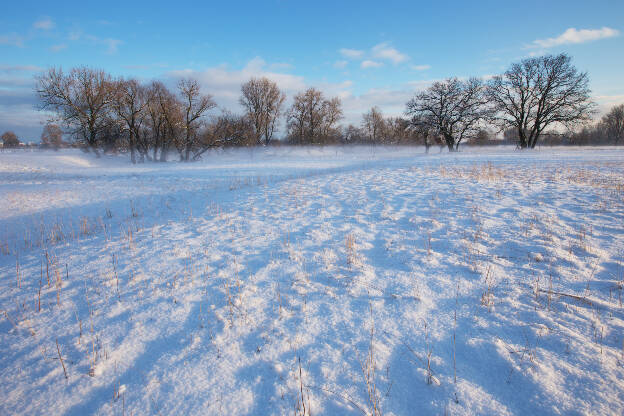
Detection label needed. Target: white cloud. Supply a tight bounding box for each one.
[167,58,358,136]
[371,42,408,64]
[0,103,51,139]
[340,48,364,59]
[411,64,431,71]
[339,87,416,125]
[50,44,67,52]
[594,94,624,115]
[531,27,619,48]
[82,35,122,54]
[338,43,410,69]
[407,79,445,91]
[64,31,122,54]
[167,57,307,108]
[0,65,42,73]
[269,62,294,70]
[103,38,122,54]
[0,33,25,47]
[361,60,383,69]
[33,17,54,30]
[68,31,82,41]
[316,80,353,98]
[0,72,49,139]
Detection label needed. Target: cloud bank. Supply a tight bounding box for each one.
[531,27,619,48]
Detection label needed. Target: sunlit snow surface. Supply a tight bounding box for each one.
[1,146,623,415]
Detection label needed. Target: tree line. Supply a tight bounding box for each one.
[2,53,619,158]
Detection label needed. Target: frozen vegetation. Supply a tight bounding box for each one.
[0,146,623,415]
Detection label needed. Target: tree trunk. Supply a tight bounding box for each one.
[517,128,528,149]
[444,134,455,152]
[529,130,540,149]
[89,130,100,157]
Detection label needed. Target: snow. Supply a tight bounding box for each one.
[1,146,623,415]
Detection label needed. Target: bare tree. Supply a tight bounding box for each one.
[288,88,323,144]
[384,117,408,144]
[320,97,343,141]
[343,124,366,144]
[406,78,490,151]
[177,79,216,161]
[111,78,149,163]
[487,53,594,149]
[601,104,624,145]
[406,114,440,153]
[1,131,20,148]
[197,112,255,158]
[287,88,343,144]
[36,67,115,155]
[362,106,387,143]
[468,129,492,145]
[144,81,168,161]
[239,77,286,146]
[155,83,183,162]
[40,124,64,150]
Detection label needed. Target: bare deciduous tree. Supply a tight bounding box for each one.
[155,83,183,162]
[601,104,624,145]
[487,53,594,149]
[40,124,63,150]
[177,79,216,161]
[343,124,366,144]
[469,129,492,145]
[384,117,409,144]
[111,78,149,163]
[198,112,254,157]
[287,88,343,144]
[288,88,323,144]
[144,81,169,161]
[1,131,20,148]
[36,67,115,156]
[320,97,343,141]
[240,77,285,146]
[406,114,440,153]
[406,78,490,151]
[362,107,387,143]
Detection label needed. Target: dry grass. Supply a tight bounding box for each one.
[346,233,356,266]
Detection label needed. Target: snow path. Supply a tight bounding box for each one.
[1,147,623,415]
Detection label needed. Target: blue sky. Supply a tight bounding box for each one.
[1,0,623,140]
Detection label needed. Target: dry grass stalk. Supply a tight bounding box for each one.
[453,284,458,384]
[45,250,51,287]
[56,338,68,379]
[357,303,382,416]
[294,355,311,416]
[346,233,356,266]
[16,257,20,288]
[112,254,121,301]
[480,265,494,311]
[424,321,433,385]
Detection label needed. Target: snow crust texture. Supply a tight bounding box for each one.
[1,146,623,415]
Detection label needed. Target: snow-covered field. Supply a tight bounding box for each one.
[1,146,623,415]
